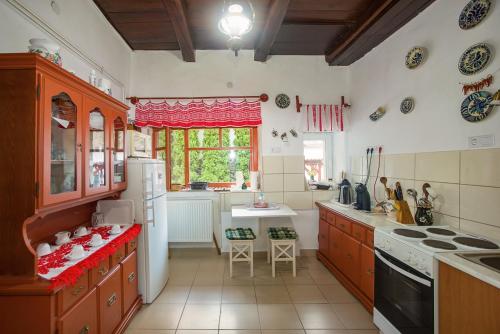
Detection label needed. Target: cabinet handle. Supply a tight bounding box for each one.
[128,272,136,283]
[71,285,84,296]
[340,224,345,228]
[98,267,109,276]
[130,241,136,248]
[107,293,117,306]
[367,269,374,275]
[116,253,123,261]
[80,325,90,334]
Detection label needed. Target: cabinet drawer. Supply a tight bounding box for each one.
[326,212,336,225]
[121,251,138,313]
[98,266,122,334]
[127,237,138,255]
[319,208,327,220]
[90,257,110,286]
[335,216,352,234]
[366,229,374,248]
[59,288,97,334]
[111,244,126,267]
[352,223,366,243]
[59,272,89,315]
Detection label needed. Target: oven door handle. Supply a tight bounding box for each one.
[375,250,432,287]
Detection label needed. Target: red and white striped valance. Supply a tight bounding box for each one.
[134,99,262,128]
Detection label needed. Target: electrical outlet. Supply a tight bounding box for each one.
[468,135,495,148]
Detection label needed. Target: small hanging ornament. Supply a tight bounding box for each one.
[462,74,493,95]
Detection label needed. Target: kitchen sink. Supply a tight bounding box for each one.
[457,252,500,274]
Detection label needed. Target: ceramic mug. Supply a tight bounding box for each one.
[36,243,51,257]
[74,226,88,237]
[55,231,71,245]
[110,224,121,235]
[68,245,85,260]
[89,234,103,247]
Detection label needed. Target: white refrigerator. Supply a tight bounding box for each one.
[122,159,169,304]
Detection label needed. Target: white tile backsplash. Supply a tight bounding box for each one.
[415,151,460,183]
[284,173,305,192]
[262,174,284,192]
[283,155,305,174]
[263,156,284,174]
[285,191,313,210]
[349,148,500,239]
[461,148,500,187]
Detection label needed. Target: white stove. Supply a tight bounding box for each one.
[375,225,500,278]
[373,225,500,334]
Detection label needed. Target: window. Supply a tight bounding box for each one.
[153,127,258,189]
[303,133,333,183]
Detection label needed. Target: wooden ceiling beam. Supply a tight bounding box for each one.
[162,0,195,62]
[325,0,399,65]
[254,0,290,62]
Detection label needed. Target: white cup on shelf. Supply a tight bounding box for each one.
[36,243,51,257]
[110,224,121,235]
[68,245,85,260]
[74,226,88,237]
[89,234,103,247]
[55,231,71,245]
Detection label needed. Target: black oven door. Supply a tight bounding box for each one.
[374,249,434,334]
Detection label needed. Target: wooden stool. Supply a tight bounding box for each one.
[225,228,256,278]
[267,227,297,277]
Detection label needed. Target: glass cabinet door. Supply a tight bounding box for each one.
[112,116,126,188]
[42,76,82,207]
[50,93,78,195]
[88,108,106,190]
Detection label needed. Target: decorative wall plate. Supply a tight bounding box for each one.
[405,47,425,69]
[459,0,491,30]
[458,43,492,75]
[369,107,386,121]
[461,91,493,122]
[275,94,290,108]
[400,97,415,114]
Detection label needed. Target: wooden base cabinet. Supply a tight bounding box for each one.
[98,266,123,334]
[316,203,375,312]
[59,289,98,334]
[439,262,500,334]
[122,252,139,313]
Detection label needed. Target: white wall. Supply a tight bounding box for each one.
[130,50,349,156]
[0,0,132,100]
[347,0,500,158]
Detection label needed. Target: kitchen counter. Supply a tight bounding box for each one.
[435,252,500,289]
[316,201,399,229]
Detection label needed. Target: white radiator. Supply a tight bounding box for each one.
[167,200,213,242]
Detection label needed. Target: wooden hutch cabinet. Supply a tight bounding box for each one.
[317,203,375,312]
[0,54,139,334]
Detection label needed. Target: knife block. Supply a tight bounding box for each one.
[395,200,414,225]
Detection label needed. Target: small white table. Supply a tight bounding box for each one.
[231,204,298,234]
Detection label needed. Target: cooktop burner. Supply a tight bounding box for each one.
[426,227,457,236]
[392,228,427,239]
[453,237,500,250]
[421,239,458,250]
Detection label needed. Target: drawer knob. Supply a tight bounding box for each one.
[367,269,374,275]
[80,325,90,334]
[116,253,123,261]
[130,241,136,248]
[128,272,136,283]
[98,267,109,276]
[107,293,117,307]
[71,285,84,296]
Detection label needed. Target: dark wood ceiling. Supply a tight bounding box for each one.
[94,0,435,65]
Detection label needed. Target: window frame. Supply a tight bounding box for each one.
[153,127,259,190]
[303,132,334,182]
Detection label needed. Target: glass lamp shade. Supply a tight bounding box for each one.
[218,1,255,38]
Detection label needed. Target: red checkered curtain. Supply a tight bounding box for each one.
[134,99,262,128]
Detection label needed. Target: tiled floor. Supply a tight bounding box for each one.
[126,248,379,334]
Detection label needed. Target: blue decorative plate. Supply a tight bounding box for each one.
[369,107,385,121]
[461,91,493,122]
[459,0,491,30]
[400,97,415,114]
[405,47,425,69]
[459,43,492,75]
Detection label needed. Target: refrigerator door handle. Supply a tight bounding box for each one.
[144,201,155,226]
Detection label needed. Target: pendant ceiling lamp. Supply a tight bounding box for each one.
[218,1,255,56]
